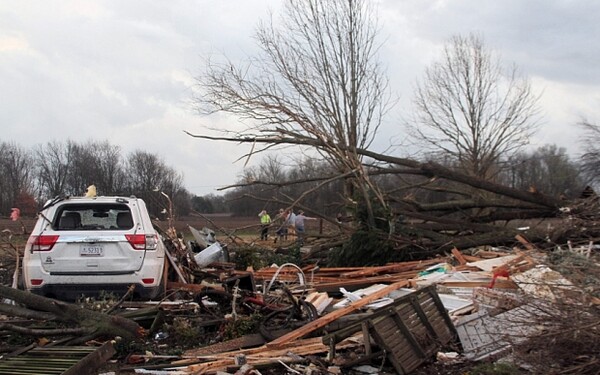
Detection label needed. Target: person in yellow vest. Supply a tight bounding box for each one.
[258,210,272,240]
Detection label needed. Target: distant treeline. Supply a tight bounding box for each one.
[202,143,588,219]
[0,140,189,219]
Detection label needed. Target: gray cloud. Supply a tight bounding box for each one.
[0,0,596,195]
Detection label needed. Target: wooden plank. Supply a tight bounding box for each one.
[515,234,537,250]
[373,317,398,332]
[408,296,439,354]
[167,281,224,293]
[184,334,265,356]
[387,313,427,358]
[165,250,187,283]
[403,355,425,373]
[184,336,362,373]
[339,259,441,278]
[368,324,408,375]
[268,280,409,347]
[451,247,468,266]
[427,285,459,341]
[361,322,372,356]
[462,254,484,262]
[314,276,413,293]
[439,280,518,289]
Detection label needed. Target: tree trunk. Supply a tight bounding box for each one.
[0,285,144,342]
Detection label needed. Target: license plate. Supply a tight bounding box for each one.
[80,245,104,256]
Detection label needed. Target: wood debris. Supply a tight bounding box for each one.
[1,221,598,374]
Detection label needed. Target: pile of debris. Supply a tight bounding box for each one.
[1,225,599,374]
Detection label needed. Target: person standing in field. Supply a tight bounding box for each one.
[286,209,296,240]
[258,210,272,241]
[274,208,287,244]
[294,210,315,246]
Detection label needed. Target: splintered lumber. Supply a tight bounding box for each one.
[467,255,521,272]
[467,252,535,275]
[255,260,440,283]
[184,335,362,374]
[165,250,188,283]
[451,247,468,266]
[502,251,536,273]
[313,274,417,293]
[475,250,514,259]
[184,334,266,357]
[338,259,441,278]
[462,254,485,262]
[305,292,333,315]
[267,280,410,347]
[253,273,339,284]
[254,260,449,294]
[254,259,452,294]
[515,234,537,250]
[439,280,518,289]
[167,281,225,293]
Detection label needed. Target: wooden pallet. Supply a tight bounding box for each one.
[323,285,457,374]
[0,341,115,375]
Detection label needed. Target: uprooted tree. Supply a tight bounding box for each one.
[190,0,596,264]
[579,120,600,186]
[186,132,600,264]
[194,0,393,230]
[0,285,144,344]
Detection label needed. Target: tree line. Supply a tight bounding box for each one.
[0,140,190,219]
[216,143,587,218]
[2,137,586,221]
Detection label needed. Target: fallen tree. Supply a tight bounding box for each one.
[186,132,595,264]
[0,285,144,344]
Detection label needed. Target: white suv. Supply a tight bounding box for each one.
[22,196,165,300]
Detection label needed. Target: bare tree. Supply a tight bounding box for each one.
[125,150,186,217]
[67,140,126,196]
[92,141,126,195]
[578,120,600,186]
[67,142,100,196]
[193,0,393,228]
[35,140,77,199]
[0,142,35,214]
[126,151,170,195]
[408,33,540,180]
[500,144,584,197]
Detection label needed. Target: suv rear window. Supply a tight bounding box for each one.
[53,203,133,231]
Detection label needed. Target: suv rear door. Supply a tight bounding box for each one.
[38,202,146,275]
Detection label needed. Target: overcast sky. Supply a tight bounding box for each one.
[1,1,598,196]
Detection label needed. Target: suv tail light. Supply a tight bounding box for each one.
[28,235,59,251]
[125,234,159,250]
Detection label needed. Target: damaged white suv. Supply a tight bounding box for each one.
[22,196,165,300]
